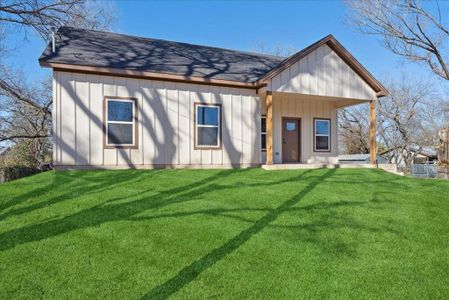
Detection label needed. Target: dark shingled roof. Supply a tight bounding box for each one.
[39,27,286,83]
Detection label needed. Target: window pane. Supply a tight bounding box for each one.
[108,101,133,122]
[197,106,219,126]
[261,133,266,150]
[316,136,329,150]
[286,122,296,131]
[108,123,133,145]
[198,127,218,146]
[315,120,329,135]
[261,117,266,133]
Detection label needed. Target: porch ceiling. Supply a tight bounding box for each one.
[270,91,371,109]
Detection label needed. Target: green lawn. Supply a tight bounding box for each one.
[0,168,448,299]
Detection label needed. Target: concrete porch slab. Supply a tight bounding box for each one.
[261,163,375,170]
[262,163,403,175]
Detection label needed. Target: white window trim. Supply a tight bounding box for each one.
[106,98,136,147]
[195,104,221,148]
[261,115,266,152]
[314,118,331,152]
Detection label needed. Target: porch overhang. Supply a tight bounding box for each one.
[264,90,377,165]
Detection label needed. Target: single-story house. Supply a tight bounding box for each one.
[410,146,438,164]
[39,27,387,169]
[338,154,388,165]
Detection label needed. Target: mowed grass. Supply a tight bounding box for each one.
[0,168,448,299]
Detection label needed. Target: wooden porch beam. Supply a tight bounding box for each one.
[370,100,376,165]
[266,92,273,165]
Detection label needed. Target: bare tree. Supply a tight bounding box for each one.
[339,74,445,169]
[0,0,113,39]
[338,105,370,154]
[252,41,296,57]
[0,67,52,142]
[0,0,114,165]
[345,0,449,81]
[381,79,448,167]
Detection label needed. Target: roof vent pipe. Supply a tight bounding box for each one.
[50,26,56,53]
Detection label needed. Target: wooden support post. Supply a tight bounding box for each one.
[370,100,376,165]
[266,92,273,165]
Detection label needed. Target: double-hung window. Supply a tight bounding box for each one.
[195,104,221,148]
[314,118,331,152]
[261,115,266,151]
[105,98,137,148]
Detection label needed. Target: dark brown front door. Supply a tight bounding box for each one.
[282,118,301,163]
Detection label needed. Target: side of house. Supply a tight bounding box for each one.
[53,71,261,168]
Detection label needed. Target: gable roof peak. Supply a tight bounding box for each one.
[258,34,388,97]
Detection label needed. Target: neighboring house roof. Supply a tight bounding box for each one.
[410,146,438,159]
[39,27,387,95]
[338,154,371,161]
[338,154,388,163]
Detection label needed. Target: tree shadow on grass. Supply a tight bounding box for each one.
[141,169,335,300]
[0,170,153,220]
[0,168,252,252]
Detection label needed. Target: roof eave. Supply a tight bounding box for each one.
[40,61,267,90]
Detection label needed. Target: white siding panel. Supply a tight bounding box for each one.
[52,72,59,165]
[88,75,103,165]
[316,46,326,95]
[221,87,233,165]
[178,83,190,165]
[103,76,117,165]
[59,72,76,165]
[335,52,344,97]
[74,74,89,165]
[211,86,223,165]
[166,82,179,165]
[324,45,335,96]
[279,68,290,92]
[153,81,167,164]
[290,62,300,92]
[189,84,201,165]
[141,80,156,165]
[308,52,318,95]
[299,58,309,95]
[127,78,143,165]
[231,90,243,164]
[242,95,252,164]
[271,74,281,92]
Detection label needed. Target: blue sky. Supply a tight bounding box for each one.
[6,0,439,85]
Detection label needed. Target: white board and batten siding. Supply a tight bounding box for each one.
[268,44,377,101]
[53,71,261,168]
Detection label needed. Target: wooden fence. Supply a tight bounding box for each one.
[0,167,41,184]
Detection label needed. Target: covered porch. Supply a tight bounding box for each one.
[262,91,377,166]
[255,35,387,167]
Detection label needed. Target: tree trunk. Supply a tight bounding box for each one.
[437,128,449,179]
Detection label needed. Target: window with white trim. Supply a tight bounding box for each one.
[195,104,221,148]
[105,98,136,147]
[314,118,330,151]
[261,115,266,151]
